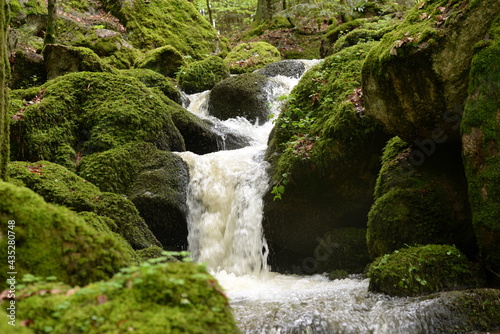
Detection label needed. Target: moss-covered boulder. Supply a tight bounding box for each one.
[367,137,476,259]
[224,41,281,74]
[120,68,182,105]
[9,50,46,89]
[12,261,238,333]
[263,42,388,273]
[100,0,228,59]
[208,73,275,125]
[58,23,142,70]
[320,18,397,58]
[255,59,306,79]
[136,45,186,78]
[8,160,161,250]
[368,245,479,297]
[362,0,500,143]
[0,181,132,286]
[177,56,230,94]
[10,71,185,169]
[43,44,115,80]
[461,14,500,285]
[78,142,190,250]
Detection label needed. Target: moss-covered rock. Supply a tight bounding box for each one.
[100,0,228,59]
[9,50,46,89]
[366,137,476,259]
[78,142,190,250]
[12,261,238,333]
[368,245,480,297]
[8,160,161,250]
[362,0,500,143]
[43,44,116,80]
[224,41,281,74]
[263,42,388,273]
[208,73,275,125]
[461,14,500,286]
[120,68,182,105]
[10,71,185,169]
[0,181,132,286]
[58,21,143,70]
[135,45,186,78]
[177,56,230,94]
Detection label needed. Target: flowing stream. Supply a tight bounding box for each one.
[176,63,469,334]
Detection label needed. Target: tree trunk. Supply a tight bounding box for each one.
[44,0,57,45]
[206,0,214,28]
[0,0,10,180]
[255,0,283,24]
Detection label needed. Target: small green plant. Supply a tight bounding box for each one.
[271,94,318,200]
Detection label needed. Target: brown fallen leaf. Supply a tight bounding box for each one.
[21,319,35,327]
[96,294,108,305]
[418,1,425,9]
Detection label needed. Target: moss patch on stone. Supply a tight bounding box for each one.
[8,160,161,250]
[100,0,228,59]
[368,244,479,297]
[366,136,475,259]
[0,181,132,286]
[461,14,500,284]
[12,261,237,333]
[362,0,500,143]
[224,41,281,74]
[9,71,185,169]
[135,45,186,78]
[120,68,182,104]
[77,142,190,250]
[263,42,388,273]
[177,56,230,94]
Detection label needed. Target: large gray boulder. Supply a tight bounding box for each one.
[208,73,275,125]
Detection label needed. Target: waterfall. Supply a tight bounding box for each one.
[176,62,470,333]
[177,70,305,275]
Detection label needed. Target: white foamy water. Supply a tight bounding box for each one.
[175,61,467,333]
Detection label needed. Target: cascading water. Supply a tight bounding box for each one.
[176,62,472,334]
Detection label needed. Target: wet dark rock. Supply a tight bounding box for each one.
[208,73,275,125]
[255,59,306,78]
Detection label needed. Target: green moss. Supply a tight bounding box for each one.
[361,0,500,143]
[9,71,185,169]
[224,42,281,74]
[100,0,228,59]
[0,181,132,286]
[0,1,9,180]
[13,261,237,333]
[443,289,500,332]
[461,14,500,282]
[120,68,182,104]
[43,45,116,80]
[78,142,183,195]
[368,245,479,297]
[320,19,365,57]
[136,45,186,78]
[367,137,476,259]
[7,160,161,250]
[177,56,230,94]
[268,42,384,184]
